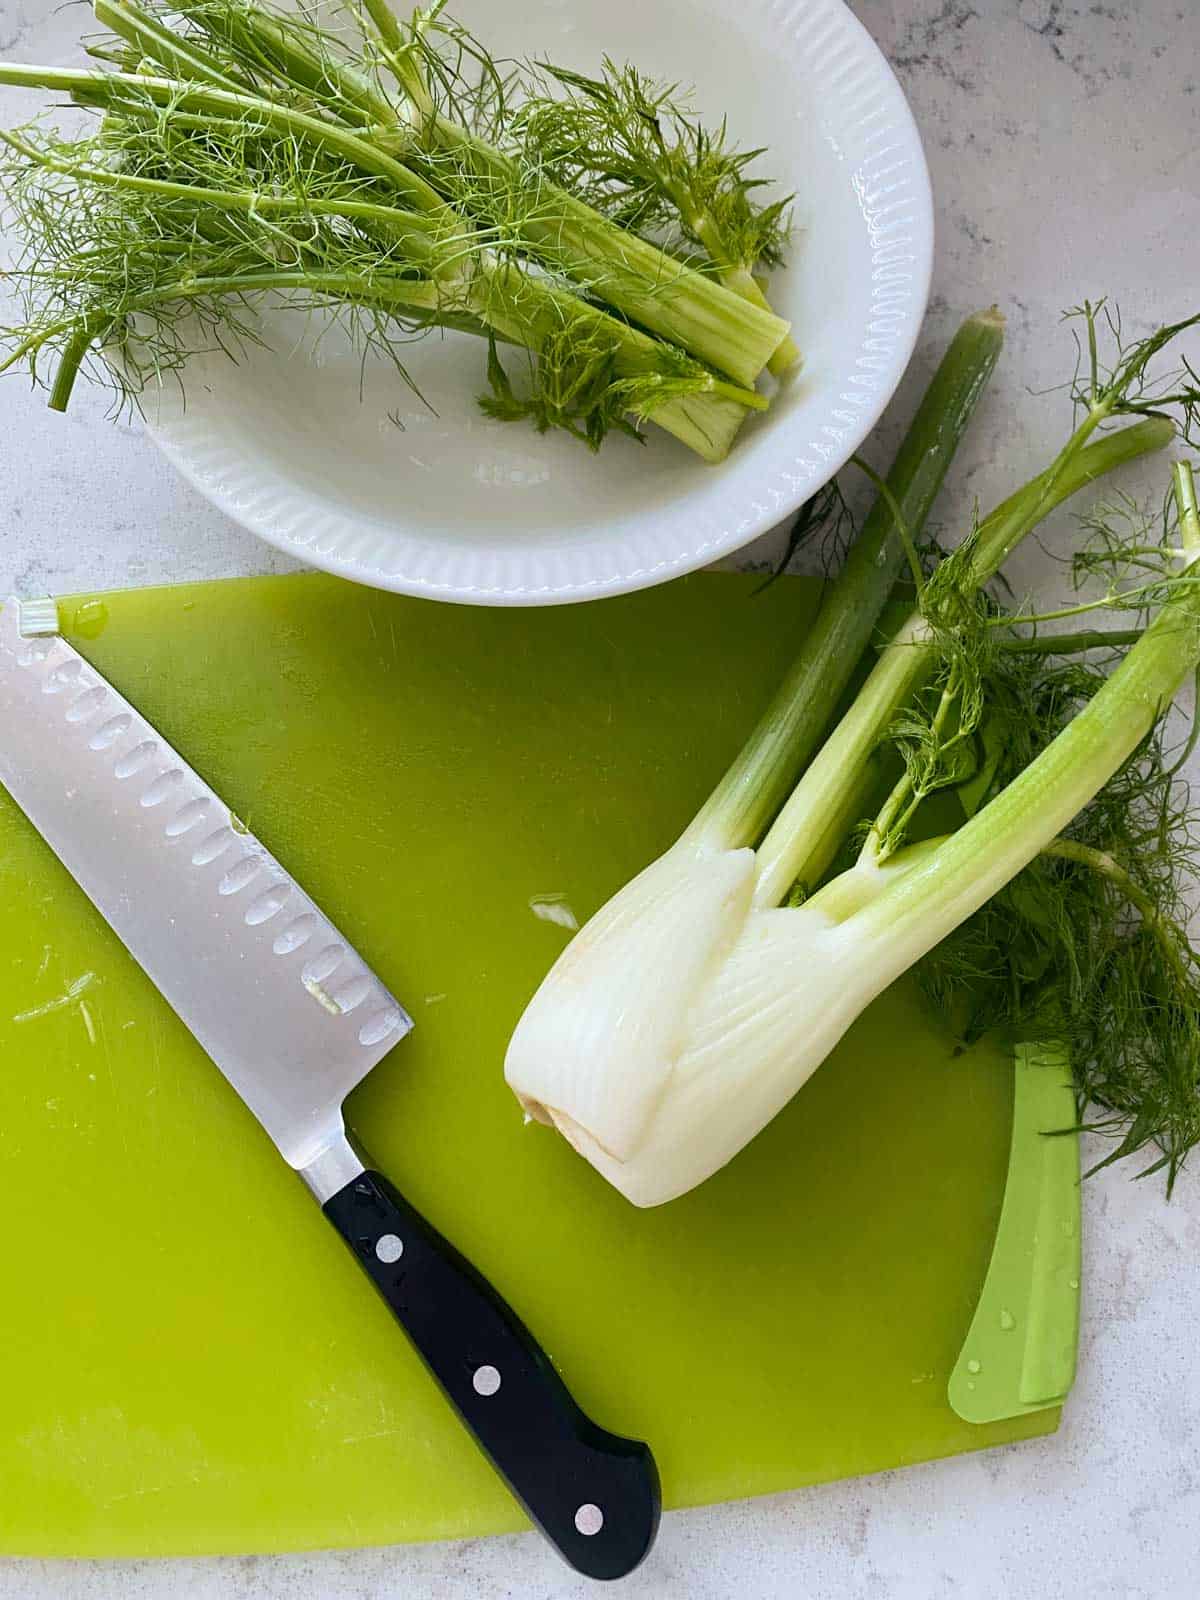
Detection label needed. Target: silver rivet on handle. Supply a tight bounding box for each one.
[574,1504,604,1536]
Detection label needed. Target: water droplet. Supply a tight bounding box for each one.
[966,1380,976,1392]
[1068,1278,1080,1291]
[966,1358,981,1375]
[999,1308,1016,1331]
[72,599,109,640]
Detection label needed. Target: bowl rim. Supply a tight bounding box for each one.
[144,0,934,607]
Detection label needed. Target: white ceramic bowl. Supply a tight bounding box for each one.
[144,0,932,605]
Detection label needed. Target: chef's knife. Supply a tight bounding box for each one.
[0,596,659,1581]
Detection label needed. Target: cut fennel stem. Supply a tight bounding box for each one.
[507,325,1189,1204]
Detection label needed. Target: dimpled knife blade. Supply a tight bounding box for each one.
[0,596,411,1168]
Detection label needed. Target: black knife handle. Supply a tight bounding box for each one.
[323,1169,660,1580]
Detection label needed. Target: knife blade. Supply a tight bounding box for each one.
[0,596,659,1580]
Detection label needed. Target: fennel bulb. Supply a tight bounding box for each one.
[507,308,1200,1205]
[509,844,928,1206]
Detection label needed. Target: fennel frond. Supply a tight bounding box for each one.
[0,0,794,456]
[916,485,1200,1192]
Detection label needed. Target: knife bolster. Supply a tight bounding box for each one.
[297,1128,368,1203]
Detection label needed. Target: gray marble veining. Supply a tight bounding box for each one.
[1,1,1198,1595]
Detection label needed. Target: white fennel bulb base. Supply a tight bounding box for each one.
[505,847,932,1206]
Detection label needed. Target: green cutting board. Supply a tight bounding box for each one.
[0,572,1058,1557]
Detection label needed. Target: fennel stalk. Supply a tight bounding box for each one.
[687,306,1005,853]
[0,0,793,456]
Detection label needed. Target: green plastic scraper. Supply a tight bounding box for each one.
[950,1043,1081,1423]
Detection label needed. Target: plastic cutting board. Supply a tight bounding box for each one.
[0,571,1060,1556]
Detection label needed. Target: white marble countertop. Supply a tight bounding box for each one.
[1,1,1198,1595]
